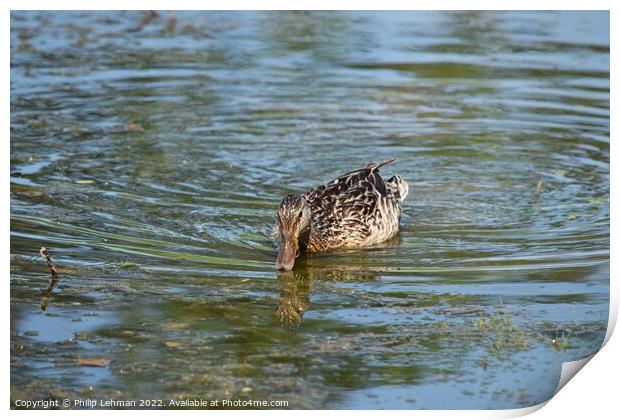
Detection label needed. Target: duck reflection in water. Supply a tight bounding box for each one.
[274,261,387,329]
[275,270,311,330]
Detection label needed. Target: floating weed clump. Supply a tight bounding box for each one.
[475,304,529,355]
[550,316,579,351]
[551,330,572,351]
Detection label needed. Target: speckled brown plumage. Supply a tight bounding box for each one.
[274,159,408,270]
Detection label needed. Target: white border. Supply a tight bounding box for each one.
[4,1,616,419]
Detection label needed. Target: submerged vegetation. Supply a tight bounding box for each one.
[477,305,530,354]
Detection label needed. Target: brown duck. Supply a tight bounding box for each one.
[273,159,408,270]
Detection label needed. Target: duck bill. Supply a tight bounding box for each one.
[276,236,298,271]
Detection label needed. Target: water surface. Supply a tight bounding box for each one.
[10,11,609,409]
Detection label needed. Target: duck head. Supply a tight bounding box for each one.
[275,194,312,271]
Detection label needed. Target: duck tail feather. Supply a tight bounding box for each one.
[365,158,396,170]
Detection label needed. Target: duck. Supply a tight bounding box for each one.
[273,159,408,270]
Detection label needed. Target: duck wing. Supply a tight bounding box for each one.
[303,160,396,248]
[305,159,395,205]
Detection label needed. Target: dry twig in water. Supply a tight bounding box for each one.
[40,247,59,277]
[39,247,59,311]
[535,180,543,197]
